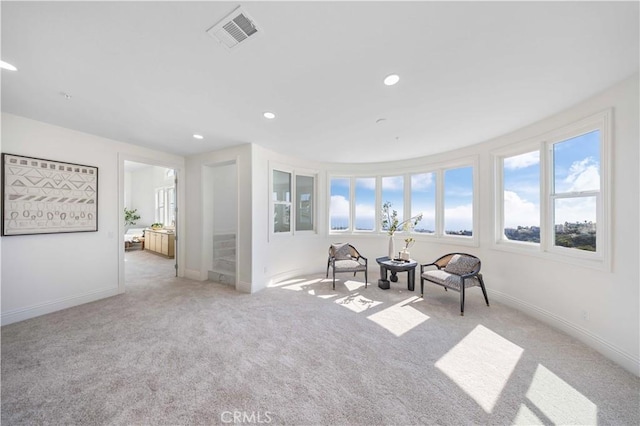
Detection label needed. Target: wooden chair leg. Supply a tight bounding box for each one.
[365,270,368,288]
[333,269,336,290]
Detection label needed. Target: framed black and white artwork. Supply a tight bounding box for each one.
[1,153,98,236]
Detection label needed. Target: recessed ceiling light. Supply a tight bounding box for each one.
[62,92,72,100]
[0,60,17,71]
[263,111,276,119]
[193,134,204,140]
[383,74,400,86]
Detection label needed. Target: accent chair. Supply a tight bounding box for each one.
[326,243,368,290]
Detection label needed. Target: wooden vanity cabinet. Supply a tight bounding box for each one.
[144,229,175,258]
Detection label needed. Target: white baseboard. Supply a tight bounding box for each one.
[269,267,310,285]
[184,268,203,281]
[237,280,252,293]
[490,290,640,377]
[1,287,122,326]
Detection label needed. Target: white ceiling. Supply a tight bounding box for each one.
[2,1,638,163]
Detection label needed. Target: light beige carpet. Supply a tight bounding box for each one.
[1,250,638,425]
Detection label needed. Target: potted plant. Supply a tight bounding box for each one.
[381,202,422,259]
[124,208,140,227]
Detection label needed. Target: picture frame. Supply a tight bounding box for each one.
[1,153,98,236]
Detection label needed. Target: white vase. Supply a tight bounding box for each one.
[388,235,395,259]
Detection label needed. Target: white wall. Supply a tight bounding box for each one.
[250,144,330,293]
[1,113,184,325]
[212,163,238,234]
[128,165,174,227]
[201,161,238,273]
[184,144,252,292]
[240,74,639,375]
[124,170,133,212]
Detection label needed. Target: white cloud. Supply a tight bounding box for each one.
[504,151,540,170]
[504,191,539,228]
[382,175,404,191]
[330,195,349,218]
[564,157,600,192]
[444,204,473,231]
[355,177,376,190]
[355,203,375,218]
[411,173,434,191]
[555,197,596,224]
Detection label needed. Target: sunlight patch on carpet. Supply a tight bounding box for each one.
[435,325,523,413]
[523,364,597,425]
[366,296,429,336]
[343,280,368,291]
[280,278,323,291]
[512,404,543,425]
[335,293,383,313]
[268,278,307,288]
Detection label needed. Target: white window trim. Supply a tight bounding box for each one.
[269,162,318,239]
[492,136,542,251]
[492,109,612,271]
[353,176,377,233]
[440,158,479,245]
[155,185,175,225]
[327,156,479,247]
[328,175,353,234]
[294,172,317,235]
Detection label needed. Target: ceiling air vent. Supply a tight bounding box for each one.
[207,6,260,51]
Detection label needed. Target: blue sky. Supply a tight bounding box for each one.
[330,130,600,232]
[504,130,600,228]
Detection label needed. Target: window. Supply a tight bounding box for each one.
[411,172,436,234]
[381,175,404,233]
[551,130,600,252]
[272,167,317,235]
[330,177,350,231]
[167,187,176,226]
[273,170,291,233]
[354,177,376,231]
[155,188,165,224]
[328,162,476,244]
[155,186,175,226]
[494,110,610,267]
[295,175,314,232]
[502,150,540,243]
[444,166,473,237]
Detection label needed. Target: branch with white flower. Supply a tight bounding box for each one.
[381,201,423,236]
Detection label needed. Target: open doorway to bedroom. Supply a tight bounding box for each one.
[124,160,177,285]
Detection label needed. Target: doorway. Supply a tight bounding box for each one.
[203,161,238,287]
[123,160,178,286]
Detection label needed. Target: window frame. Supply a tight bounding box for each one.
[272,169,293,235]
[329,175,353,233]
[493,137,543,251]
[154,185,176,226]
[327,157,478,246]
[294,172,316,234]
[441,161,478,241]
[492,109,611,270]
[270,163,318,238]
[353,176,377,233]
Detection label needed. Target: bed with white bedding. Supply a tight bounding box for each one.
[124,228,146,250]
